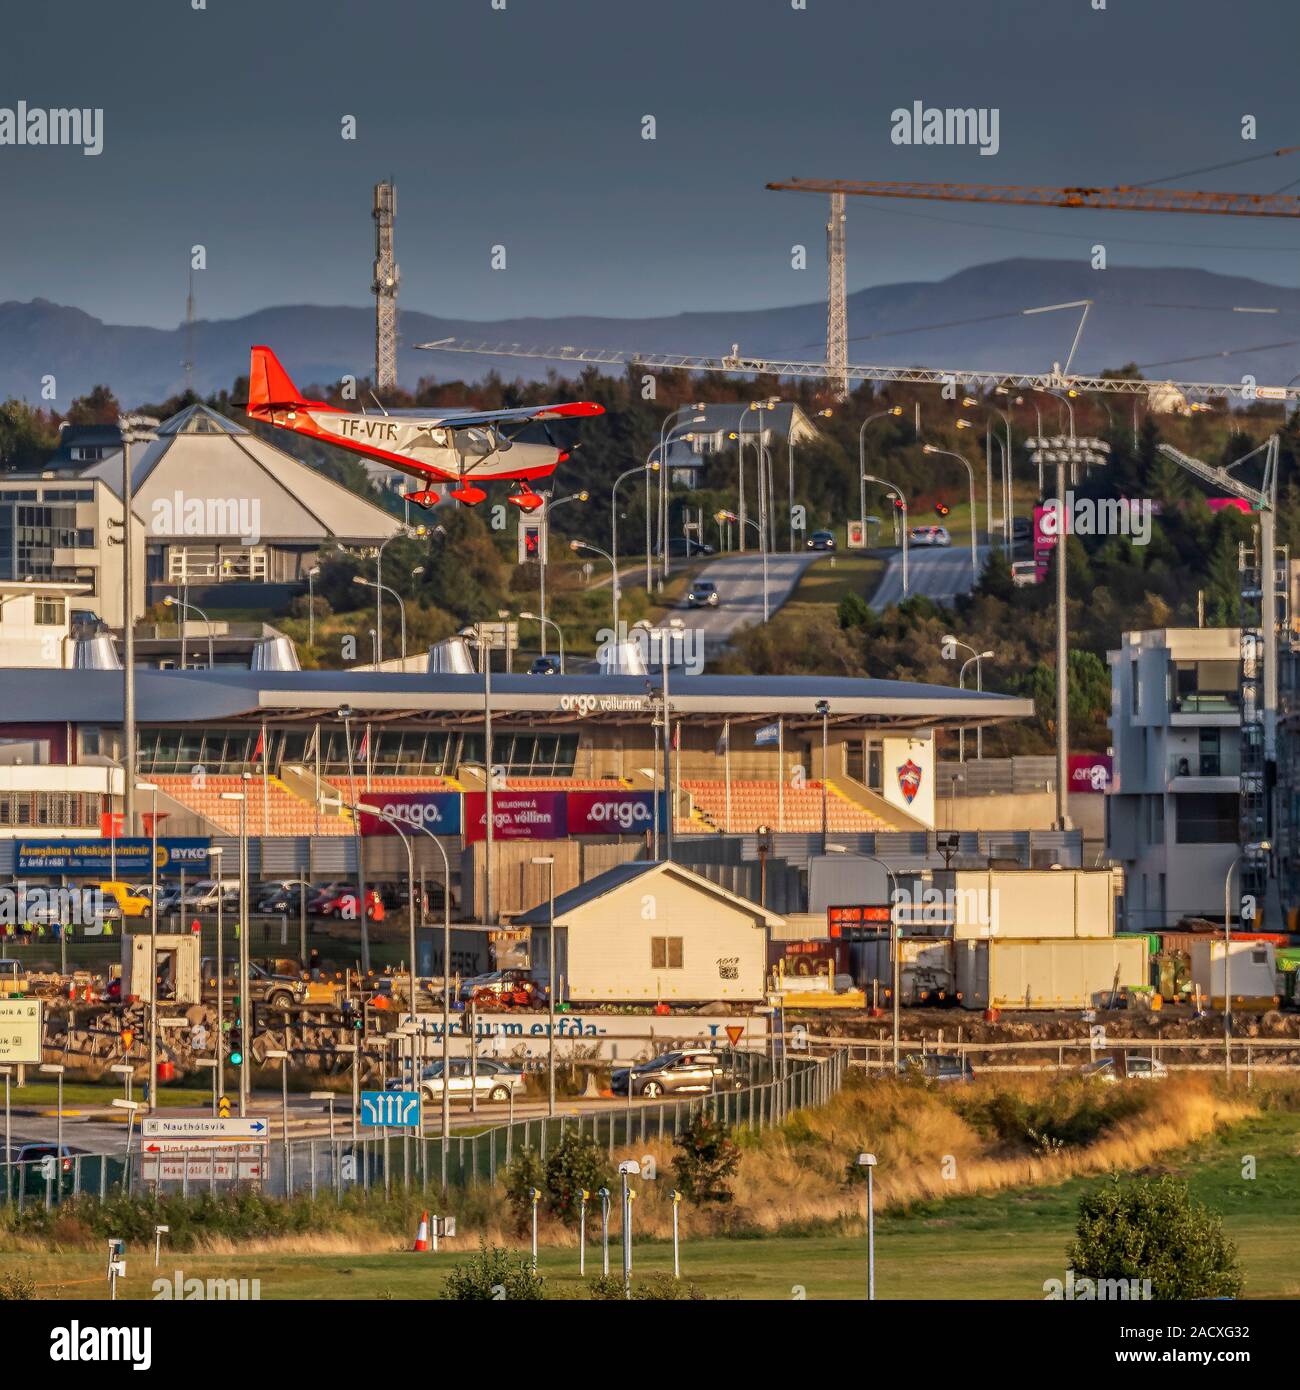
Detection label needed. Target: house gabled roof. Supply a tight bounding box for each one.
[79,405,402,544]
[513,859,785,927]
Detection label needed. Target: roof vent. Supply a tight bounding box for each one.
[427,636,477,674]
[249,635,301,671]
[71,634,121,670]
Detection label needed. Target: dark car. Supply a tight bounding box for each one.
[7,1143,82,1195]
[610,1050,743,1099]
[806,530,836,551]
[897,1053,974,1083]
[528,656,561,676]
[201,958,308,1010]
[686,579,720,608]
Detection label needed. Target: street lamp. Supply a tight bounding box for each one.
[570,539,619,634]
[618,1159,639,1297]
[1223,840,1271,1081]
[336,704,371,974]
[612,463,653,613]
[39,1064,65,1183]
[135,780,160,1109]
[789,405,834,550]
[306,565,321,649]
[861,474,908,596]
[352,575,407,662]
[161,595,214,669]
[921,445,978,578]
[518,611,564,673]
[219,778,251,1114]
[815,700,830,852]
[943,637,995,761]
[657,406,707,581]
[858,407,904,539]
[264,1048,291,1195]
[531,856,557,1117]
[538,489,587,656]
[856,1152,877,1299]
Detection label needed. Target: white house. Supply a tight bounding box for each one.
[513,860,783,1004]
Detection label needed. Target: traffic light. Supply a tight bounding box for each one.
[891,496,904,510]
[120,1028,134,1051]
[935,501,950,518]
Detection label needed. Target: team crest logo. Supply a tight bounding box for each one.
[897,759,922,804]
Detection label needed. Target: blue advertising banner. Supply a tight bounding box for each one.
[16,838,211,877]
[357,791,463,837]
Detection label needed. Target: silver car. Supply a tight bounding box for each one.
[390,1058,525,1104]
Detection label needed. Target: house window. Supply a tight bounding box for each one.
[1175,792,1239,845]
[650,937,683,969]
[34,596,65,626]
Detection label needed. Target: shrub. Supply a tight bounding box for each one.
[673,1111,740,1205]
[441,1241,546,1301]
[1067,1175,1244,1301]
[0,1269,36,1300]
[502,1147,546,1236]
[544,1133,613,1227]
[587,1272,708,1301]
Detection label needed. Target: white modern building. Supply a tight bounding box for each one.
[1107,627,1241,929]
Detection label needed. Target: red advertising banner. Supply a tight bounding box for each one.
[463,791,565,842]
[566,791,662,836]
[1068,753,1113,793]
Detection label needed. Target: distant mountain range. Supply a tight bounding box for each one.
[5,258,1300,408]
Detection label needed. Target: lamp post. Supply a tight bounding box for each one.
[856,1152,877,1299]
[265,1049,291,1195]
[657,406,706,581]
[1223,840,1271,1081]
[135,781,159,1109]
[858,408,903,537]
[531,856,557,1117]
[117,414,158,836]
[337,704,371,974]
[539,489,587,655]
[920,445,978,578]
[518,611,564,674]
[943,637,995,761]
[210,845,225,1102]
[618,1159,639,1297]
[612,463,652,612]
[815,700,830,852]
[162,595,214,669]
[352,575,407,662]
[39,1064,64,1193]
[570,539,619,634]
[861,475,908,596]
[371,528,426,666]
[219,777,251,1114]
[460,626,497,929]
[788,406,833,550]
[307,565,321,649]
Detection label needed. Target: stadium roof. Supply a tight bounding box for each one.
[0,668,1034,732]
[78,404,402,544]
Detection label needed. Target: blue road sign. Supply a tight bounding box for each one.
[360,1090,421,1128]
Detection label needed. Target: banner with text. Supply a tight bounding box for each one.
[358,791,463,836]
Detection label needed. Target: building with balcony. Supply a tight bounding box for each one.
[1107,627,1241,929]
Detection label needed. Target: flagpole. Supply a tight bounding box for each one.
[313,723,321,838]
[777,716,785,833]
[260,721,269,836]
[365,723,373,792]
[724,719,732,834]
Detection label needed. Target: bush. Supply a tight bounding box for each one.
[544,1133,613,1227]
[587,1273,708,1301]
[441,1241,546,1301]
[0,1269,36,1300]
[1067,1175,1244,1301]
[673,1111,740,1205]
[502,1147,546,1236]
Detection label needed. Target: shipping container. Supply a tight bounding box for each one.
[1188,939,1279,1011]
[858,936,957,1006]
[956,936,1147,1011]
[120,932,201,1005]
[928,867,1116,940]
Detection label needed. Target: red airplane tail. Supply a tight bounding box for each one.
[247,345,314,418]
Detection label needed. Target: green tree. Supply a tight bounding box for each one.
[543,1132,612,1227]
[502,1147,545,1236]
[672,1111,740,1206]
[441,1241,546,1301]
[1066,1175,1243,1301]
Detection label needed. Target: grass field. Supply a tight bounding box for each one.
[6,1098,1298,1300]
[789,552,885,608]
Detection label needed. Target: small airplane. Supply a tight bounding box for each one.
[244,345,604,511]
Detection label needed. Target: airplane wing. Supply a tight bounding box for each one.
[432,401,604,428]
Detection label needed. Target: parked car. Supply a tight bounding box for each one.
[183,879,242,912]
[7,1143,82,1195]
[909,525,951,547]
[1080,1055,1168,1083]
[387,1058,525,1104]
[528,656,561,676]
[254,881,312,914]
[92,881,151,918]
[686,579,720,608]
[610,1050,742,1099]
[200,958,309,1010]
[154,885,185,914]
[458,969,545,1009]
[1011,559,1038,588]
[0,959,29,995]
[897,1053,974,1083]
[806,530,836,551]
[308,885,384,921]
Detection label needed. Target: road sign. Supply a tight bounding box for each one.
[140,1156,265,1182]
[724,1024,745,1047]
[846,520,866,549]
[142,1116,270,1140]
[360,1090,421,1128]
[0,999,42,1065]
[218,1096,231,1118]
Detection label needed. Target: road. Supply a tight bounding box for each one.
[870,543,988,612]
[670,550,820,660]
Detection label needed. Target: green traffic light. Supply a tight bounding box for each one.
[229,1050,243,1066]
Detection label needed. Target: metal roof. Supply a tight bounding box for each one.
[0,667,1034,730]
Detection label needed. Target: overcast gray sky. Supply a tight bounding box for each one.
[2,0,1299,329]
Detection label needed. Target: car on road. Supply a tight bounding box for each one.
[387,1058,525,1103]
[806,530,836,551]
[909,525,951,547]
[1080,1056,1168,1083]
[6,1143,83,1195]
[528,656,561,676]
[658,537,715,559]
[686,579,720,608]
[1011,559,1038,588]
[92,881,152,918]
[308,885,385,921]
[897,1053,974,1083]
[610,1050,743,1099]
[201,958,310,1010]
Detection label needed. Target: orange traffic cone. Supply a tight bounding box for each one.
[412,1211,431,1252]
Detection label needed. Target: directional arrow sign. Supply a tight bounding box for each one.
[360,1090,421,1129]
[142,1117,270,1140]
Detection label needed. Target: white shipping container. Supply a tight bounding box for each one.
[932,868,1116,940]
[121,933,201,1004]
[1189,939,1278,1010]
[956,936,1147,1011]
